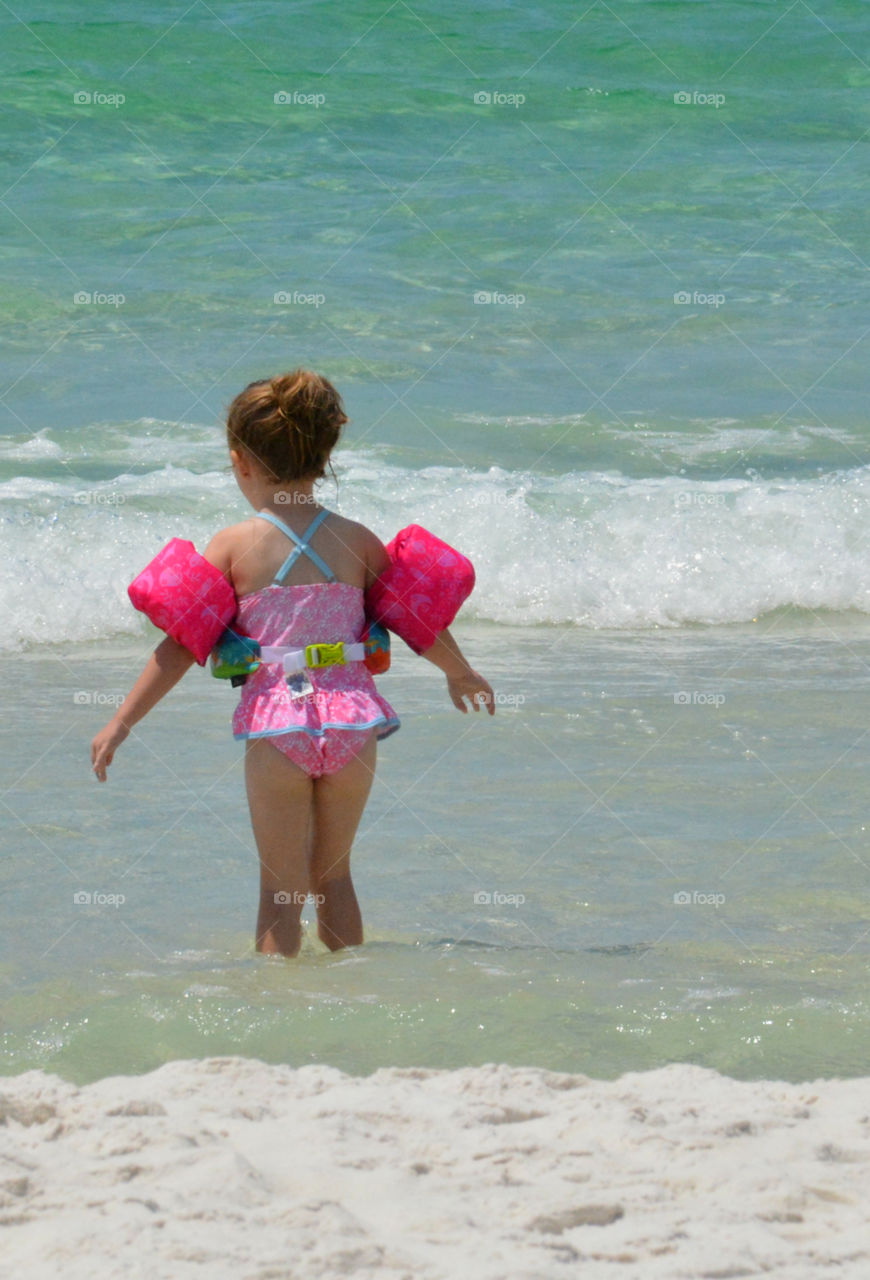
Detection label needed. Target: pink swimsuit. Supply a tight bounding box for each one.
[232,509,399,777]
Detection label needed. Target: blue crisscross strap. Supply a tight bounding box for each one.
[254,508,336,584]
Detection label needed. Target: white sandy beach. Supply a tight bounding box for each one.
[1,1057,868,1279]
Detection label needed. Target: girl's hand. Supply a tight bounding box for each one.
[447,670,495,715]
[91,718,130,782]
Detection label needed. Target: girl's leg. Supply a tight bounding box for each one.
[310,733,377,951]
[244,737,313,957]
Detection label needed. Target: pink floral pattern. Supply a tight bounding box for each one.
[365,524,475,654]
[128,539,236,666]
[268,729,375,777]
[232,582,400,742]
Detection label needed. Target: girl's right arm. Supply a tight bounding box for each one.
[91,530,236,782]
[90,636,197,781]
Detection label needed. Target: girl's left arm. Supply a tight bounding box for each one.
[90,533,235,782]
[419,627,495,715]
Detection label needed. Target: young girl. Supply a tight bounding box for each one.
[90,370,494,958]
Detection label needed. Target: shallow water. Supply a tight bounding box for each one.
[4,620,870,1084]
[2,2,869,1084]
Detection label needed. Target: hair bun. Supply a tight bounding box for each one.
[270,371,322,424]
[269,372,299,395]
[227,369,347,483]
[270,371,299,414]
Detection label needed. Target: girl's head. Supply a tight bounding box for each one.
[226,370,347,484]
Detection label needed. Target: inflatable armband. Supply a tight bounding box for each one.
[128,538,236,666]
[210,628,262,684]
[365,525,475,654]
[362,620,391,674]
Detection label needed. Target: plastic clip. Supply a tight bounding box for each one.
[304,641,345,668]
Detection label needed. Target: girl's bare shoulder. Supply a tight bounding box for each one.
[325,510,374,544]
[323,513,390,584]
[327,512,388,553]
[201,518,260,575]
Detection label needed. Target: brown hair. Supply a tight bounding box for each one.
[226,369,347,482]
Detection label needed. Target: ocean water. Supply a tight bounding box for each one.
[2,1,870,1086]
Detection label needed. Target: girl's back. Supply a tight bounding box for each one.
[219,508,385,598]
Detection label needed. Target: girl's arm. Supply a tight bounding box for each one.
[91,532,235,782]
[91,636,197,781]
[420,628,495,715]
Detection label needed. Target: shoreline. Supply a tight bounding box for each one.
[1,1055,868,1279]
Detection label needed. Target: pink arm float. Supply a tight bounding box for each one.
[365,525,475,654]
[127,538,236,666]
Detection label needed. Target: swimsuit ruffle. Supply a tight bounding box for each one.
[232,678,399,741]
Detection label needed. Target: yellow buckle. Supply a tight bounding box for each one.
[304,641,345,668]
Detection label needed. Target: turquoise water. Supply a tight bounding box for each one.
[2,2,870,1084]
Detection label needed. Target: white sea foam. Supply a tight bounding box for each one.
[4,425,870,649]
